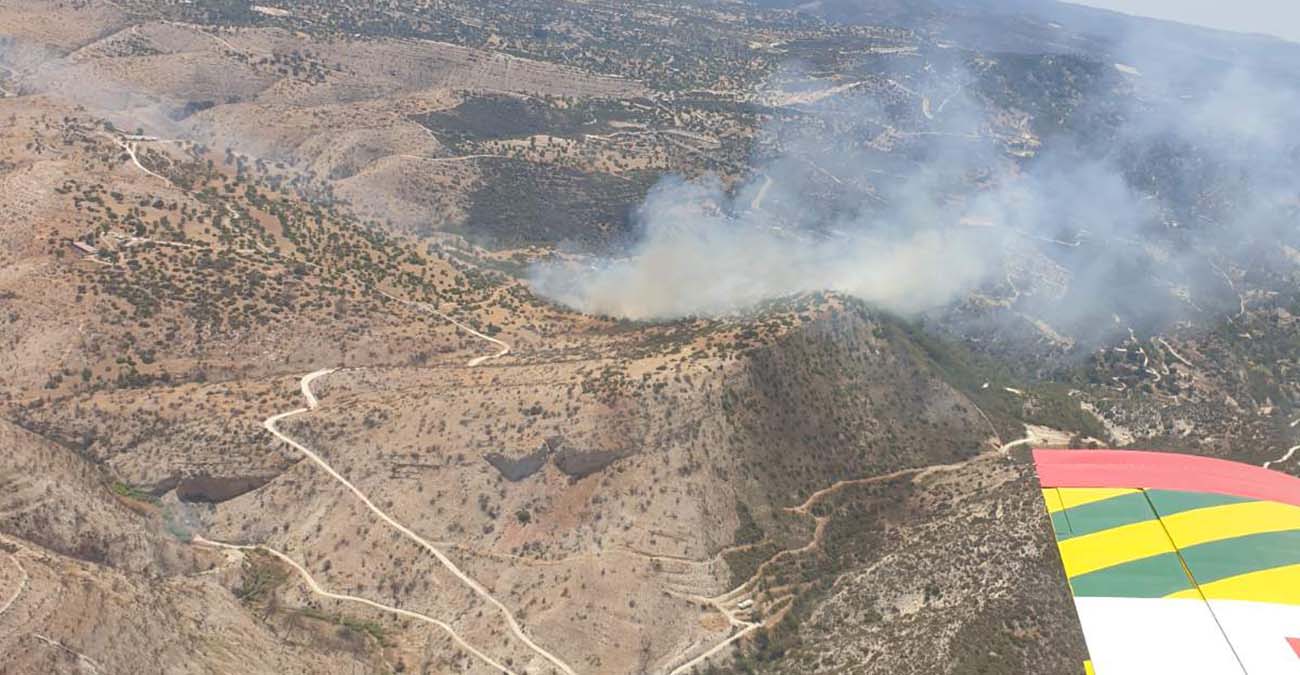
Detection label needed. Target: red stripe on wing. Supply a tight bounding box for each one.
[1033,449,1300,508]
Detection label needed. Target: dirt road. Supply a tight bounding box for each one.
[398,153,509,164]
[378,292,511,367]
[0,550,27,622]
[259,368,572,673]
[666,611,759,675]
[194,537,514,674]
[1264,444,1300,470]
[106,134,170,184]
[663,432,1043,673]
[31,633,102,674]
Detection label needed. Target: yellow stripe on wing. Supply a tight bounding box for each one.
[1159,500,1300,549]
[1042,488,1067,514]
[1054,495,1300,580]
[1058,519,1174,578]
[1050,488,1140,513]
[1166,563,1300,605]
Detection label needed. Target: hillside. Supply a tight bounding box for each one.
[1,0,1298,673]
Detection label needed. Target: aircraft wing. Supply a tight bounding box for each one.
[1034,449,1300,675]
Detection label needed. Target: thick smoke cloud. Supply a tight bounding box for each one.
[530,174,990,319]
[529,40,1300,336]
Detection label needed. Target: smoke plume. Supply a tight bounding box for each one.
[529,37,1300,337]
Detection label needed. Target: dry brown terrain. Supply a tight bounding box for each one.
[2,1,1298,674]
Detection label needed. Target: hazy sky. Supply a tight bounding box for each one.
[1066,0,1300,43]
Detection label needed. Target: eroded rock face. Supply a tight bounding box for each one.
[485,442,551,481]
[485,436,632,481]
[552,447,631,479]
[174,474,275,503]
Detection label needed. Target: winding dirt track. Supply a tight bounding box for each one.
[253,359,574,673]
[1155,337,1193,367]
[0,550,27,621]
[193,537,515,674]
[378,292,510,366]
[0,544,103,671]
[31,633,102,674]
[663,433,1036,674]
[104,134,170,183]
[103,137,557,669]
[1263,444,1300,470]
[210,309,577,673]
[398,153,510,164]
[99,131,580,672]
[665,604,759,675]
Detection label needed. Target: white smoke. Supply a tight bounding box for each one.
[531,175,991,319]
[528,42,1300,330]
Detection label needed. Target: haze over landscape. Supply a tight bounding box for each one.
[0,0,1297,673]
[532,46,1297,334]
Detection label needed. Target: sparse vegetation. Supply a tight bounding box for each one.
[2,2,1295,674]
